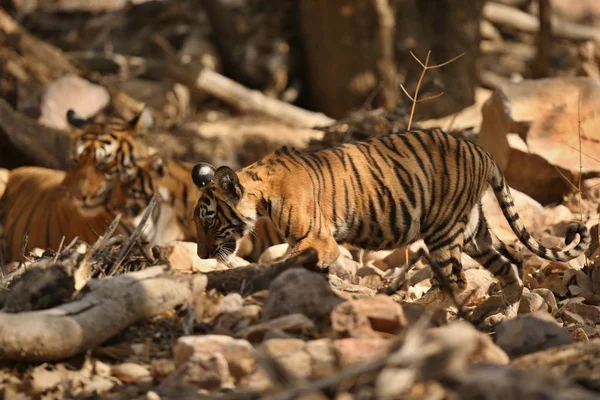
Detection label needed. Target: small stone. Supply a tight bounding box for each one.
[258,243,289,264]
[531,288,558,313]
[161,241,224,273]
[562,302,600,325]
[494,312,573,359]
[305,339,336,379]
[518,292,547,314]
[333,338,392,367]
[569,327,589,342]
[262,268,344,322]
[261,339,311,380]
[331,294,407,338]
[111,363,152,384]
[173,335,256,379]
[219,293,244,314]
[236,314,317,343]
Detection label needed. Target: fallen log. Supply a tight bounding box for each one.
[205,248,321,296]
[0,265,207,362]
[167,62,335,129]
[0,98,70,170]
[483,2,600,42]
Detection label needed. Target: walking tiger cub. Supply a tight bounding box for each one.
[190,127,589,318]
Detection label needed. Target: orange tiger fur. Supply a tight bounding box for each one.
[0,166,135,261]
[190,128,590,318]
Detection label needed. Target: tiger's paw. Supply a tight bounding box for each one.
[470,295,519,329]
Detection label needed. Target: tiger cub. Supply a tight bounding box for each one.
[190,128,589,318]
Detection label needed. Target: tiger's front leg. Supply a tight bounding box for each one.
[285,235,340,267]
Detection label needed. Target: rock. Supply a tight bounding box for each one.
[464,269,495,306]
[333,338,393,367]
[532,288,558,314]
[305,339,337,379]
[494,312,573,359]
[481,187,545,237]
[167,351,234,391]
[38,75,110,131]
[560,302,600,325]
[545,205,575,228]
[161,241,220,273]
[173,335,256,379]
[110,363,152,384]
[260,339,312,381]
[518,292,547,314]
[331,294,407,338]
[479,77,600,204]
[359,274,384,290]
[261,268,344,323]
[329,255,359,281]
[236,314,318,343]
[569,327,589,342]
[425,321,509,366]
[219,293,244,314]
[258,243,289,264]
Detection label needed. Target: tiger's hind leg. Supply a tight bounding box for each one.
[464,206,523,320]
[414,223,469,312]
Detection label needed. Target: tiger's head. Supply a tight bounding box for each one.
[61,108,153,216]
[106,154,164,218]
[191,162,257,261]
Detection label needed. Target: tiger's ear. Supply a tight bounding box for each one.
[192,162,216,188]
[214,166,243,202]
[148,154,167,178]
[128,107,154,134]
[66,109,90,130]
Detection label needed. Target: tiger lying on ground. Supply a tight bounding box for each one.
[0,166,140,262]
[190,127,590,318]
[0,108,159,262]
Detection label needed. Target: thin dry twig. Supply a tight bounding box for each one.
[53,236,65,263]
[110,194,158,275]
[400,50,464,129]
[74,213,122,291]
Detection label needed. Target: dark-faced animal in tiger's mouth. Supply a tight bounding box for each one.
[191,128,590,319]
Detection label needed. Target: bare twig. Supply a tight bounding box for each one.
[400,50,464,129]
[16,229,29,271]
[74,213,122,291]
[110,194,158,275]
[53,236,65,263]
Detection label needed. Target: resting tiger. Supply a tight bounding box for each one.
[189,127,590,318]
[0,166,140,261]
[0,108,158,261]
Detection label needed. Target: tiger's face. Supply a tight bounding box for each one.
[61,109,152,216]
[106,154,165,218]
[191,163,256,261]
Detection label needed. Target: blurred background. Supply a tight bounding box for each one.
[1,0,600,202]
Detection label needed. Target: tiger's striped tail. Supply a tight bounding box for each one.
[490,162,590,261]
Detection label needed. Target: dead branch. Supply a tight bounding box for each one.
[0,8,148,124]
[205,248,320,296]
[0,98,70,170]
[0,265,207,362]
[483,2,600,42]
[166,62,335,129]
